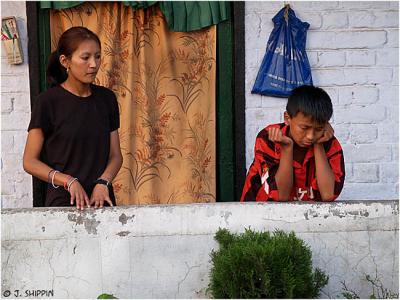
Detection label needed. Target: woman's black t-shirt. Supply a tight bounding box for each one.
[28,84,120,206]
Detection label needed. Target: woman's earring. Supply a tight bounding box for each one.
[66,67,69,74]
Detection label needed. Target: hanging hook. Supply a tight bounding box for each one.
[284,2,290,24]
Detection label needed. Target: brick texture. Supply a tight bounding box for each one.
[245,1,399,200]
[1,2,32,208]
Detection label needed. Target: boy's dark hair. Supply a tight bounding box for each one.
[286,85,333,124]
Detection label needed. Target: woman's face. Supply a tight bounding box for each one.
[62,39,101,84]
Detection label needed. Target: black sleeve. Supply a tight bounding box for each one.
[27,94,50,135]
[109,91,120,132]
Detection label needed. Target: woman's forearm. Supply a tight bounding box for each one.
[100,131,123,182]
[23,129,73,186]
[99,152,123,182]
[23,158,75,187]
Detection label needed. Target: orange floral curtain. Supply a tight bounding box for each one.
[50,2,216,205]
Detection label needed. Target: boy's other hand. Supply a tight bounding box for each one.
[268,128,293,147]
[316,123,334,144]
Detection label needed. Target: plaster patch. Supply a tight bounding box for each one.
[220,211,232,225]
[161,206,174,213]
[304,209,319,220]
[119,213,135,225]
[67,213,100,235]
[329,208,346,218]
[347,210,370,217]
[117,231,131,237]
[329,208,371,218]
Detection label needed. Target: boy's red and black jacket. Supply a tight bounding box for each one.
[240,123,345,202]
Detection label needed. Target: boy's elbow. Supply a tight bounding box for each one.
[320,193,336,201]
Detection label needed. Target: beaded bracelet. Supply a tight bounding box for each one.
[51,170,60,188]
[67,177,79,192]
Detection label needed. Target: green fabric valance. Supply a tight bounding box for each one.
[40,1,84,9]
[159,1,229,32]
[39,1,230,32]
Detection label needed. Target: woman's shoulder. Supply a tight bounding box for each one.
[91,84,118,113]
[91,84,116,98]
[36,85,63,104]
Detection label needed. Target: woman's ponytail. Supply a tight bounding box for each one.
[46,51,67,87]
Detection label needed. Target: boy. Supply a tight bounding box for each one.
[241,85,345,202]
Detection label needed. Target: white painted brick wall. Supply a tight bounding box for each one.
[1,1,32,208]
[245,1,399,200]
[339,86,379,105]
[346,50,376,66]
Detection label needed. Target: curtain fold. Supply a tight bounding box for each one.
[159,1,229,32]
[49,2,217,205]
[40,1,229,32]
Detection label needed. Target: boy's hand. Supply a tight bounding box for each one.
[268,128,293,147]
[316,123,334,144]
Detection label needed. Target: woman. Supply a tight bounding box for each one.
[23,27,123,210]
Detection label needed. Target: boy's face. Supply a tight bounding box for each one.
[284,112,326,148]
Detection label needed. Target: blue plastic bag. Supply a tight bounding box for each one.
[252,5,313,97]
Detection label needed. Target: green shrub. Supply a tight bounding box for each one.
[97,293,118,299]
[208,228,328,299]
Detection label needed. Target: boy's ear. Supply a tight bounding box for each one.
[284,111,290,125]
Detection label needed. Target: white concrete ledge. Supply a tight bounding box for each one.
[2,201,399,298]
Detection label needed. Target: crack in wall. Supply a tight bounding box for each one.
[175,262,201,298]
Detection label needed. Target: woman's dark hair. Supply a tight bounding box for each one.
[286,85,333,124]
[46,26,101,87]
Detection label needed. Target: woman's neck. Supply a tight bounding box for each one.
[61,78,92,97]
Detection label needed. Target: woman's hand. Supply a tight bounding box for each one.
[89,184,113,208]
[69,181,90,210]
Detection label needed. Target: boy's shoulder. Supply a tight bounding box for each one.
[265,123,285,130]
[323,136,344,156]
